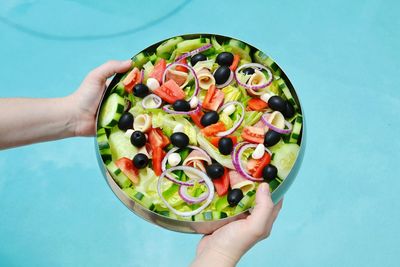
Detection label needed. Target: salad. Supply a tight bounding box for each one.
[96,35,303,221]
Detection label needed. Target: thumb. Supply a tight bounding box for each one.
[247,183,275,232]
[90,60,132,81]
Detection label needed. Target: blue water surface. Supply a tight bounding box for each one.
[0,0,399,266]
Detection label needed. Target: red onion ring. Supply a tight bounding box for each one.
[261,113,293,134]
[175,44,213,62]
[161,145,212,172]
[162,103,200,115]
[162,62,199,101]
[141,94,162,109]
[157,166,214,217]
[232,142,272,182]
[140,69,145,83]
[178,185,209,204]
[216,101,245,137]
[234,63,273,91]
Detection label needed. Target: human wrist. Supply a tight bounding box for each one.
[62,94,82,137]
[191,246,240,267]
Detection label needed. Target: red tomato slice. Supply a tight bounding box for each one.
[175,58,188,73]
[212,168,230,196]
[190,109,204,129]
[201,122,226,136]
[229,54,240,71]
[209,136,238,148]
[148,128,170,149]
[247,153,271,178]
[152,147,165,176]
[153,79,186,104]
[115,157,139,184]
[241,126,265,143]
[123,67,140,93]
[149,59,167,84]
[247,98,268,111]
[202,84,225,111]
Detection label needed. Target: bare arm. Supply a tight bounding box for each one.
[0,60,131,149]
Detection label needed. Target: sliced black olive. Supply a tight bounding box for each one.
[133,153,149,169]
[242,67,255,75]
[133,83,149,98]
[206,163,224,179]
[118,112,134,131]
[264,130,281,147]
[218,137,233,155]
[170,132,189,148]
[190,53,207,66]
[200,111,219,127]
[227,189,244,207]
[216,52,234,66]
[130,131,146,147]
[282,101,295,118]
[213,66,231,85]
[268,96,286,113]
[172,99,191,112]
[262,164,278,182]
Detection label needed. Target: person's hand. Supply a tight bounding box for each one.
[191,183,283,267]
[67,60,132,136]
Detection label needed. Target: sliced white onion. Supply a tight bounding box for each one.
[162,62,199,101]
[141,94,162,109]
[216,101,245,137]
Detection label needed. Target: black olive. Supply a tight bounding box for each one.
[200,111,219,127]
[262,164,278,182]
[130,131,146,147]
[216,52,234,66]
[268,96,286,113]
[133,83,149,98]
[218,137,233,155]
[242,67,255,75]
[170,132,189,148]
[190,53,207,66]
[172,99,191,112]
[282,101,295,118]
[264,130,281,147]
[213,66,231,85]
[118,112,134,131]
[206,163,225,179]
[227,188,244,207]
[133,153,149,169]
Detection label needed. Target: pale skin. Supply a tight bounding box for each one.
[0,60,283,266]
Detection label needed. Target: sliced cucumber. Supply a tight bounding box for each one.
[99,93,125,128]
[215,195,230,211]
[234,190,256,213]
[97,128,112,164]
[271,143,300,179]
[156,36,184,59]
[108,127,137,160]
[192,211,228,221]
[277,78,298,109]
[123,187,156,211]
[269,178,282,192]
[132,51,151,68]
[175,37,210,54]
[111,82,126,96]
[106,161,131,188]
[224,39,251,61]
[253,50,280,74]
[289,115,303,143]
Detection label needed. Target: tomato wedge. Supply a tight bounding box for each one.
[247,98,268,111]
[209,136,238,148]
[153,79,186,104]
[201,122,226,136]
[122,67,140,93]
[212,167,230,196]
[148,128,170,149]
[247,153,271,178]
[241,126,265,143]
[175,58,188,73]
[229,54,240,71]
[115,157,139,184]
[190,109,204,129]
[202,84,224,111]
[149,59,167,84]
[152,147,165,176]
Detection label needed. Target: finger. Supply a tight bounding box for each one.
[90,60,132,81]
[270,198,283,224]
[246,183,274,231]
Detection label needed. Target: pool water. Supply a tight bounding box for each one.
[0,0,399,266]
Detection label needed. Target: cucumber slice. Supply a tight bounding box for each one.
[271,143,300,179]
[289,115,303,143]
[156,36,184,59]
[175,37,210,54]
[192,211,228,221]
[224,39,251,61]
[269,178,282,192]
[132,51,151,68]
[111,82,126,96]
[123,188,156,211]
[253,50,280,74]
[99,93,125,128]
[106,161,131,188]
[234,190,256,213]
[108,128,138,160]
[277,78,298,109]
[215,195,230,211]
[97,128,112,164]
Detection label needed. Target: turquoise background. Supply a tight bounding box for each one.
[0,0,399,266]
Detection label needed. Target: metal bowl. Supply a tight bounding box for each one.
[95,33,305,234]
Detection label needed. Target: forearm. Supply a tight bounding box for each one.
[0,97,76,149]
[191,247,239,267]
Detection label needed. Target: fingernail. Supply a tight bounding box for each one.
[260,183,270,194]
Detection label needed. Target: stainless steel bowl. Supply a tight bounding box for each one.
[95,33,305,234]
